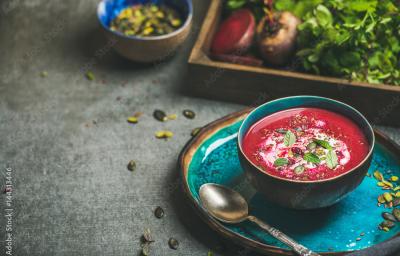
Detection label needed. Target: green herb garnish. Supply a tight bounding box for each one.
[326,150,338,169]
[284,130,296,147]
[274,158,289,166]
[314,139,333,150]
[303,152,321,164]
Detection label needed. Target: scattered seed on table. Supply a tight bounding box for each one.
[141,243,150,256]
[154,206,164,219]
[127,160,136,171]
[183,109,195,119]
[127,116,138,124]
[142,228,154,243]
[155,130,173,139]
[356,237,361,241]
[166,114,177,120]
[153,110,167,122]
[168,238,179,250]
[40,71,48,78]
[391,176,399,182]
[191,127,201,137]
[360,232,365,236]
[85,71,95,81]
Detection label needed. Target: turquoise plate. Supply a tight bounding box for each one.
[179,109,400,255]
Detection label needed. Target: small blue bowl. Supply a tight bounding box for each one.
[238,96,375,209]
[97,0,193,62]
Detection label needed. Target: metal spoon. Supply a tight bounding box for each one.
[199,183,321,256]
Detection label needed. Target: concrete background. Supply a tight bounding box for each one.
[0,0,399,255]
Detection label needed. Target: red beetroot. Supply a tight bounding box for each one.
[211,9,255,55]
[257,11,301,66]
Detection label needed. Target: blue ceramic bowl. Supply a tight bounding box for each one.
[238,96,375,209]
[97,0,193,62]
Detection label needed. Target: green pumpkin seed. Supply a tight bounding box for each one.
[141,243,150,256]
[127,116,139,124]
[383,192,393,203]
[380,220,395,229]
[153,109,167,122]
[378,194,386,204]
[127,160,136,171]
[142,228,154,243]
[307,142,317,150]
[183,109,195,119]
[374,170,384,181]
[40,71,48,78]
[191,127,201,137]
[154,206,164,219]
[155,130,173,139]
[294,165,305,175]
[86,71,95,81]
[166,114,177,120]
[382,212,396,222]
[168,238,179,250]
[377,182,386,187]
[383,180,394,188]
[393,208,400,221]
[393,197,400,207]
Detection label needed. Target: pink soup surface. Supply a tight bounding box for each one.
[242,108,369,181]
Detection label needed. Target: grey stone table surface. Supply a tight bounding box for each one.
[0,1,399,256]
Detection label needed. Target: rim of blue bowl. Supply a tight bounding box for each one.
[97,0,193,41]
[238,95,376,184]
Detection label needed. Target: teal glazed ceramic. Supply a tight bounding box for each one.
[179,109,400,255]
[97,0,193,62]
[238,96,375,209]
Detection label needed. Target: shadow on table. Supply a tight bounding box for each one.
[167,173,264,256]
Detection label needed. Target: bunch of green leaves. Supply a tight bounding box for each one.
[273,0,400,85]
[224,0,266,20]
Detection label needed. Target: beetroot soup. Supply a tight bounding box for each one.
[242,108,369,181]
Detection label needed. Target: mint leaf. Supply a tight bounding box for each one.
[274,158,289,167]
[303,153,320,164]
[314,4,333,27]
[314,139,333,150]
[326,150,338,169]
[284,130,296,147]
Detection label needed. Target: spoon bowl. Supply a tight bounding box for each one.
[199,183,321,256]
[199,183,248,224]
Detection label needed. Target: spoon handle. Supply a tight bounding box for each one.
[248,216,321,256]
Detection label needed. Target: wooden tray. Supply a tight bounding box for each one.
[187,0,400,126]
